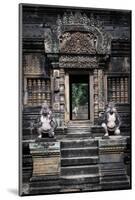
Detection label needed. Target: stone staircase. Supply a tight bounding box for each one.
[60,137,100,192]
[65,120,92,139]
[100,163,130,190]
[21,112,131,195]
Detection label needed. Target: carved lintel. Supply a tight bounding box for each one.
[59,55,98,69]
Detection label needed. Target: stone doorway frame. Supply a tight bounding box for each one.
[65,70,94,125]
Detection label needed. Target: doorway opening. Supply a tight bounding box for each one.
[69,74,90,120]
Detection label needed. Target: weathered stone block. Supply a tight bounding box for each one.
[98,136,130,190]
[29,141,60,177]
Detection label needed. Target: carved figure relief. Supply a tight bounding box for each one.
[59,32,96,54]
[57,12,112,55]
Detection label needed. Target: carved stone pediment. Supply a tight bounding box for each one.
[59,31,96,54]
[57,12,112,55]
[59,55,98,68]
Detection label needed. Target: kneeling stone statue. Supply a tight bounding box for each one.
[101,102,121,137]
[37,102,57,138]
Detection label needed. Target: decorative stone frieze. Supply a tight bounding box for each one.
[59,55,98,69]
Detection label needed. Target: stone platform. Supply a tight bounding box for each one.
[26,134,130,195]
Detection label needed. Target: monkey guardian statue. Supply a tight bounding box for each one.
[101,102,121,137]
[37,102,57,138]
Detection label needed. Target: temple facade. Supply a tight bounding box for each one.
[20,4,131,195]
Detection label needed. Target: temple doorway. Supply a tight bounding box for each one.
[69,75,90,120]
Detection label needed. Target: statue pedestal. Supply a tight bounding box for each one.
[29,140,60,177]
[29,140,61,194]
[99,136,130,190]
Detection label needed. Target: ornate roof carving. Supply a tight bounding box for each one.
[57,12,112,55]
[57,12,103,29]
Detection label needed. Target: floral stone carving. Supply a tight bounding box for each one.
[57,12,112,55]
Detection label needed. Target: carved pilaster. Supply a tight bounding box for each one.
[93,69,99,120]
[52,69,65,127]
[51,70,60,127]
[93,69,105,121]
[98,69,105,111]
[59,69,65,127]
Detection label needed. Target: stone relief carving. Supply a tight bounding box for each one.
[44,28,53,53]
[54,78,59,91]
[57,12,112,55]
[59,31,96,54]
[24,54,45,74]
[53,70,60,78]
[59,55,98,68]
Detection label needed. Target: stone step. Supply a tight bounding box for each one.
[60,183,101,192]
[91,126,130,132]
[61,147,98,157]
[101,180,130,190]
[68,120,90,124]
[67,126,90,129]
[67,124,90,131]
[91,126,105,133]
[100,174,128,182]
[91,125,130,137]
[101,169,127,177]
[29,185,61,195]
[68,121,90,128]
[30,179,60,188]
[100,162,125,169]
[61,139,98,148]
[61,156,99,166]
[65,133,92,138]
[67,128,91,133]
[67,130,91,133]
[61,174,99,185]
[61,165,99,176]
[29,174,100,194]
